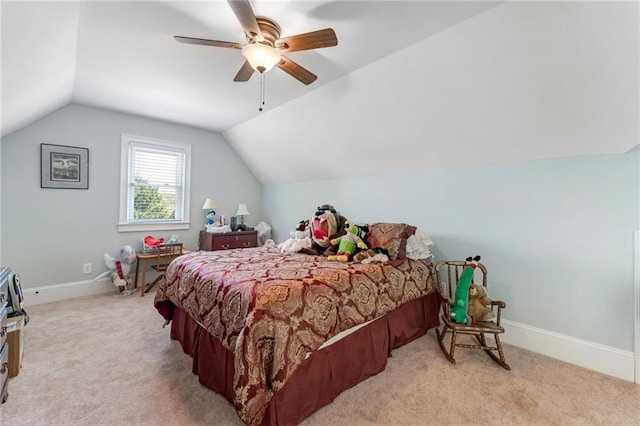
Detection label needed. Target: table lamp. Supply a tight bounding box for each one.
[202,198,219,226]
[235,203,250,229]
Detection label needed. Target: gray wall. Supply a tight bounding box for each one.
[1,103,262,287]
[263,151,639,352]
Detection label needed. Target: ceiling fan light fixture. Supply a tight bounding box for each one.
[242,43,281,73]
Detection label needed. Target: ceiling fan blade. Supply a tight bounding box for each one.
[174,36,242,49]
[227,0,263,40]
[277,55,317,85]
[275,28,338,53]
[233,61,255,82]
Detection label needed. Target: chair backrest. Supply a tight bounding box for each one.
[152,243,184,272]
[435,260,488,306]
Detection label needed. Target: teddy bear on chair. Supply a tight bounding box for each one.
[468,283,495,322]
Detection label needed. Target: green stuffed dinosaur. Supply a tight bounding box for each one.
[450,255,481,325]
[327,224,367,262]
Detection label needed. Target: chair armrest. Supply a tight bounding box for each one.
[439,295,452,317]
[490,300,506,325]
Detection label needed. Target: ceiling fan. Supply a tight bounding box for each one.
[174,0,338,85]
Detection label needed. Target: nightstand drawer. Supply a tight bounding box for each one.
[199,230,258,251]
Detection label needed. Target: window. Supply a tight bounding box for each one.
[119,134,191,232]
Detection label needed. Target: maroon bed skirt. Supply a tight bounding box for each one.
[167,292,441,426]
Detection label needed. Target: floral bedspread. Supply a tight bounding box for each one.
[154,245,435,425]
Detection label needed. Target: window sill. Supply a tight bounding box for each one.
[118,221,190,233]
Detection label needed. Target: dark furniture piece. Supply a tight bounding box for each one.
[434,260,510,370]
[0,267,10,403]
[198,230,258,251]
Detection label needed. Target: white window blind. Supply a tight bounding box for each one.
[119,134,191,232]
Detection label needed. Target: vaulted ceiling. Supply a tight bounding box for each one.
[1,1,498,136]
[2,1,638,185]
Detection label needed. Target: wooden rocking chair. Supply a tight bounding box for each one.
[435,260,510,370]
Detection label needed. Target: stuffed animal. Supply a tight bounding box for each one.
[353,248,389,264]
[301,204,348,255]
[468,283,495,322]
[278,220,312,253]
[327,224,367,262]
[95,245,136,294]
[450,255,481,325]
[312,205,347,247]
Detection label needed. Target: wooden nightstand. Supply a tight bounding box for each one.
[199,230,258,251]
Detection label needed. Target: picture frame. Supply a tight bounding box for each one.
[41,143,89,189]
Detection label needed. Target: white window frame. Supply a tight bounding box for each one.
[118,133,191,232]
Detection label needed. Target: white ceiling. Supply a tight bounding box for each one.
[0,0,499,136]
[2,1,637,186]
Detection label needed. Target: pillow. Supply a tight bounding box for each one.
[366,223,417,260]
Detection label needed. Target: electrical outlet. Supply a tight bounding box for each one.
[83,263,92,274]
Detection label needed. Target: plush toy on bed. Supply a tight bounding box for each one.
[353,248,389,264]
[95,245,137,294]
[279,220,313,253]
[327,224,368,262]
[301,204,349,255]
[468,283,495,322]
[450,255,481,325]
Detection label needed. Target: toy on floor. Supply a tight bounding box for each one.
[450,255,480,325]
[327,224,368,262]
[96,245,136,294]
[468,283,495,322]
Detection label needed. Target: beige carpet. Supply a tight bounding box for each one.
[1,291,639,425]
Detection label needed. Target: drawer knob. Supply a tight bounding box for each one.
[221,244,230,249]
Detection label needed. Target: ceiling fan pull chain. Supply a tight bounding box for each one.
[259,73,266,112]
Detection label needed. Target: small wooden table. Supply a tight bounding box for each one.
[134,248,187,297]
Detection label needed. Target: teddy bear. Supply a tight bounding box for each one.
[468,283,495,322]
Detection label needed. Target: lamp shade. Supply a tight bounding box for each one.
[202,198,219,210]
[242,43,281,73]
[235,203,250,216]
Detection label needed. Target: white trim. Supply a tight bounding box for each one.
[117,221,190,233]
[118,133,192,231]
[18,279,638,383]
[634,230,640,384]
[502,319,635,382]
[22,278,119,306]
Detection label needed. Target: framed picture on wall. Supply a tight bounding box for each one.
[41,143,89,189]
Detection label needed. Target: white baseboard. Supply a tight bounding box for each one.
[19,279,637,383]
[502,319,635,382]
[22,278,120,306]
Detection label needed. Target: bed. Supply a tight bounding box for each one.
[154,224,441,426]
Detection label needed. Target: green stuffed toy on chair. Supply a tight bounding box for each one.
[449,255,481,325]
